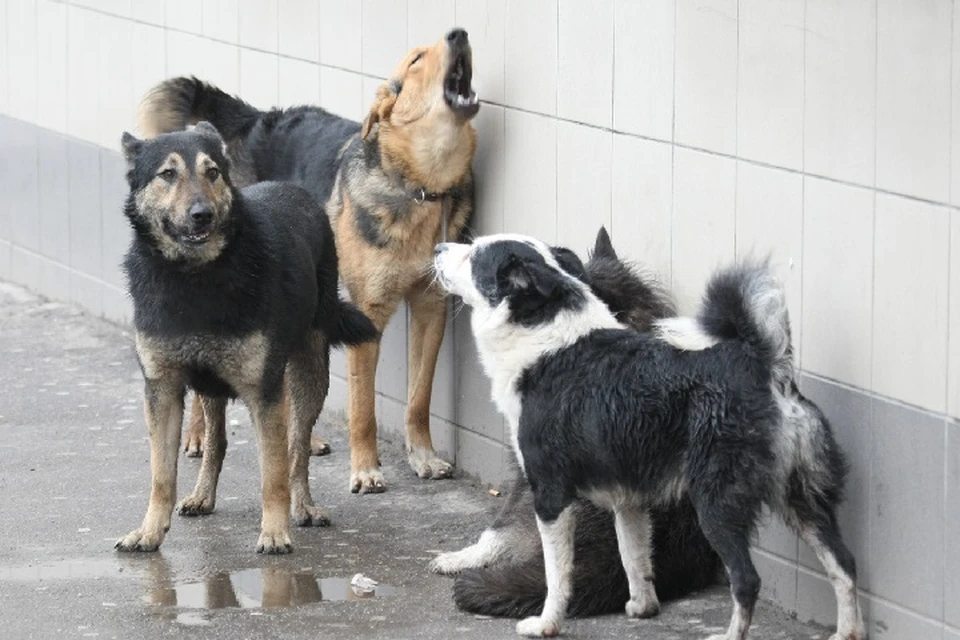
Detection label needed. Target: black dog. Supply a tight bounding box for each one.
[434,232,866,640]
[433,229,721,617]
[115,123,376,555]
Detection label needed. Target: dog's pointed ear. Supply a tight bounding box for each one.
[193,121,222,139]
[121,132,143,171]
[592,226,617,260]
[361,84,398,140]
[550,246,587,282]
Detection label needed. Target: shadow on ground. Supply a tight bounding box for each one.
[0,282,829,639]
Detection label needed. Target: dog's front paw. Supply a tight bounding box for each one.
[256,529,293,554]
[309,435,331,456]
[407,447,454,480]
[115,527,165,552]
[176,493,215,516]
[350,468,387,494]
[625,594,660,618]
[430,549,473,575]
[292,501,331,527]
[516,616,560,638]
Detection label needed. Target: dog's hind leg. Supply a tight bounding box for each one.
[176,395,228,516]
[405,283,453,480]
[613,504,660,619]
[286,331,332,527]
[183,393,206,457]
[116,375,186,552]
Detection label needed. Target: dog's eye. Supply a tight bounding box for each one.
[206,167,220,182]
[410,52,424,66]
[158,168,176,181]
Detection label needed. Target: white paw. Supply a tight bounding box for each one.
[828,632,867,640]
[625,594,660,618]
[704,635,730,640]
[115,527,165,552]
[176,493,215,516]
[516,616,560,638]
[350,468,387,494]
[256,529,293,554]
[291,501,331,527]
[407,447,454,479]
[309,435,331,456]
[430,549,476,575]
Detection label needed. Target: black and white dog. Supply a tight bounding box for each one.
[433,233,866,640]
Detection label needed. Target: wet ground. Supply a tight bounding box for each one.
[0,281,830,639]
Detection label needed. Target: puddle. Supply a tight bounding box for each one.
[145,568,398,609]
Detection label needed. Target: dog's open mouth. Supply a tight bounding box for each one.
[182,229,211,245]
[164,219,213,246]
[444,52,479,117]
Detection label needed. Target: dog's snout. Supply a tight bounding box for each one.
[434,243,449,257]
[189,202,213,226]
[446,28,468,47]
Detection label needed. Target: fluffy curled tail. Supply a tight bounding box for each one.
[137,76,261,140]
[331,302,378,347]
[697,259,792,374]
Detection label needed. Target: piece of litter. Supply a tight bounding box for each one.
[78,527,91,533]
[474,614,493,620]
[102,602,116,607]
[350,573,378,592]
[488,489,501,497]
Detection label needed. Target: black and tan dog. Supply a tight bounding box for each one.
[138,28,479,493]
[114,123,376,554]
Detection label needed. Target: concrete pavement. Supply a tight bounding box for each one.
[0,281,829,639]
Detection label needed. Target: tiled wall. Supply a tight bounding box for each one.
[0,1,957,636]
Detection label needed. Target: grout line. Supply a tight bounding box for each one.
[669,0,677,288]
[945,3,955,627]
[804,370,955,422]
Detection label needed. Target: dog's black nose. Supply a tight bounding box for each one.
[446,28,468,47]
[434,243,448,256]
[189,203,213,226]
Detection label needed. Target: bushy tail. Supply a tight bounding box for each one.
[697,259,792,374]
[137,76,261,140]
[331,302,378,347]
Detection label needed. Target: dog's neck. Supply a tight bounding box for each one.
[471,293,620,431]
[377,120,476,194]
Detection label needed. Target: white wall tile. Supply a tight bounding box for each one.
[0,3,8,116]
[238,0,278,52]
[873,194,950,412]
[67,7,101,144]
[613,0,674,141]
[362,0,407,78]
[131,0,165,26]
[801,178,874,390]
[73,0,130,18]
[202,0,239,43]
[504,0,557,116]
[503,109,557,242]
[556,122,612,257]
[7,0,38,123]
[129,24,167,123]
[876,0,951,202]
[204,40,240,97]
[611,135,672,282]
[671,148,736,313]
[278,57,321,107]
[804,0,876,186]
[407,0,453,50]
[37,1,68,134]
[165,0,202,33]
[239,48,279,110]
[953,5,960,205]
[471,104,506,236]
[319,0,361,71]
[455,0,505,105]
[279,0,320,61]
[319,67,363,121]
[674,0,738,154]
[949,213,960,418]
[735,162,803,363]
[166,30,206,83]
[557,0,613,128]
[737,0,804,170]
[98,14,134,151]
